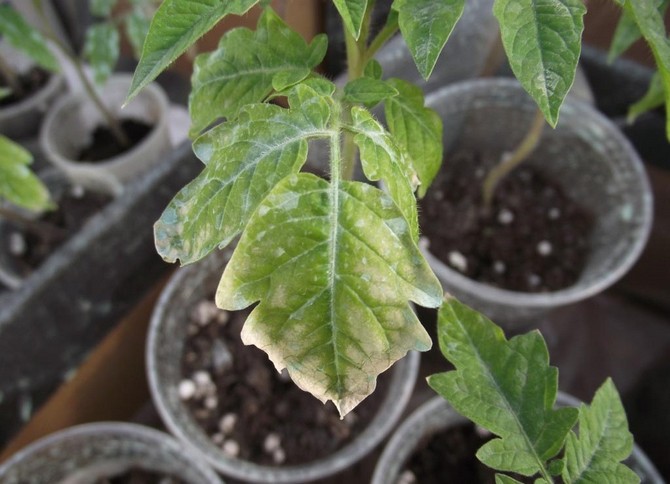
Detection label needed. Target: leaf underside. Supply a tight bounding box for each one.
[429,298,578,478]
[188,8,327,136]
[0,136,52,212]
[217,173,441,416]
[493,0,586,127]
[394,0,466,79]
[128,0,260,101]
[0,4,59,72]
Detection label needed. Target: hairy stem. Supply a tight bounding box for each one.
[0,206,66,242]
[365,14,399,62]
[0,53,23,98]
[482,108,546,210]
[33,0,129,147]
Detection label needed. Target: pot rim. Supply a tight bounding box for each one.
[421,78,653,310]
[0,72,66,120]
[147,251,421,483]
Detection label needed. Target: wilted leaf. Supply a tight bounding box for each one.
[155,84,334,265]
[0,4,59,72]
[384,78,442,198]
[84,22,120,85]
[217,173,441,415]
[493,0,586,126]
[0,136,52,212]
[429,298,578,477]
[188,8,327,136]
[393,0,465,79]
[128,0,259,101]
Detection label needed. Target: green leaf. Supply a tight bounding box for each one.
[0,136,52,212]
[217,173,440,416]
[188,8,328,136]
[333,0,369,40]
[496,476,524,484]
[91,0,116,17]
[384,78,442,198]
[343,77,398,107]
[155,84,334,265]
[127,0,260,102]
[0,87,11,100]
[126,8,151,59]
[625,0,670,138]
[394,0,465,79]
[364,59,383,79]
[561,379,639,484]
[84,22,120,85]
[272,68,311,92]
[429,298,579,477]
[628,71,665,123]
[493,0,586,127]
[348,106,419,242]
[0,5,59,73]
[608,0,668,63]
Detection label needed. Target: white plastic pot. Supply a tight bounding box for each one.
[39,73,171,190]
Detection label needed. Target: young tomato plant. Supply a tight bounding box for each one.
[430,298,640,483]
[128,0,668,416]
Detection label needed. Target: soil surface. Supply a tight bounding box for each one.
[94,468,186,484]
[78,120,153,162]
[419,150,594,293]
[0,68,49,107]
[5,187,112,276]
[179,299,389,467]
[400,424,535,484]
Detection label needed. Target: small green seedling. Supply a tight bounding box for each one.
[430,298,640,483]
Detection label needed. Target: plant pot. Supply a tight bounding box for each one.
[0,43,66,140]
[371,394,664,484]
[0,169,120,290]
[0,422,222,483]
[420,78,652,326]
[39,73,171,190]
[147,249,421,483]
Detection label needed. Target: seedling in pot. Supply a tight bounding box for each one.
[129,0,669,416]
[427,297,640,483]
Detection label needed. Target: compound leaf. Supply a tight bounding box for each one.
[384,78,442,198]
[84,22,120,85]
[333,0,369,39]
[188,8,327,136]
[0,4,59,72]
[429,298,578,477]
[561,379,639,484]
[394,0,465,79]
[217,173,441,416]
[0,136,52,212]
[154,84,334,265]
[493,0,586,127]
[128,0,259,101]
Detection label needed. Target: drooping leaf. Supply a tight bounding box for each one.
[561,379,639,484]
[84,22,120,85]
[333,0,369,40]
[217,173,441,416]
[343,77,398,107]
[90,0,116,17]
[493,0,586,127]
[188,8,327,136]
[608,0,668,63]
[0,5,59,73]
[628,71,665,123]
[155,84,334,265]
[126,8,151,59]
[348,106,419,241]
[625,0,670,138]
[384,78,442,198]
[0,136,52,212]
[127,0,260,101]
[393,0,465,79]
[429,298,579,477]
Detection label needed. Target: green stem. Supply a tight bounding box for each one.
[482,108,546,210]
[0,53,23,97]
[33,0,129,147]
[364,15,399,62]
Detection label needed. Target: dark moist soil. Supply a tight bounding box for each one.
[180,298,390,467]
[77,120,153,162]
[0,68,49,107]
[94,468,186,484]
[419,150,595,293]
[401,424,537,484]
[5,188,112,276]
